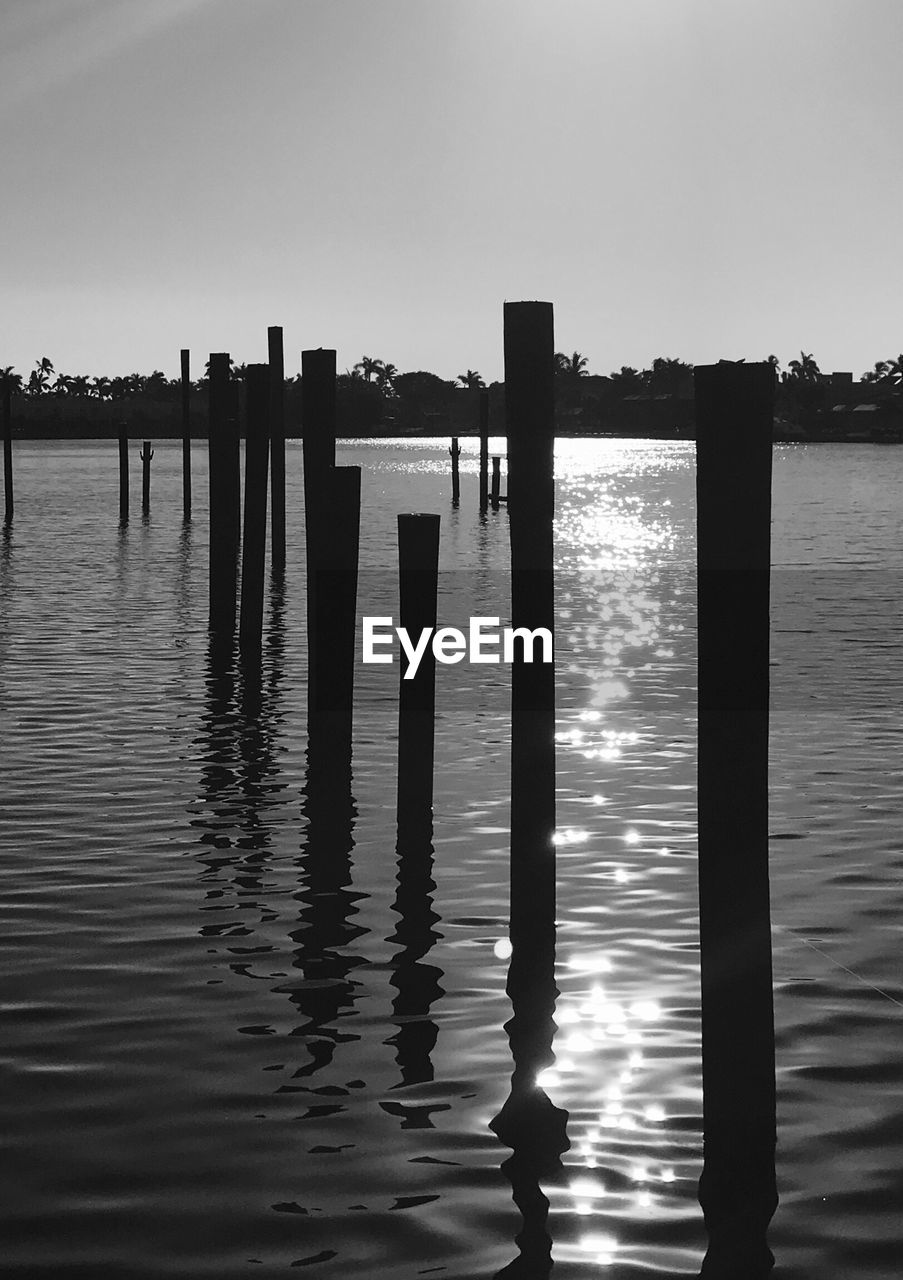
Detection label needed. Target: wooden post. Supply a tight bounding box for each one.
[227,376,241,554]
[208,352,236,633]
[118,427,129,524]
[181,348,191,521]
[240,364,270,661]
[140,441,153,516]
[504,301,556,980]
[396,513,440,832]
[450,437,461,506]
[479,388,489,513]
[2,373,12,526]
[268,326,286,573]
[491,456,501,510]
[302,348,337,710]
[310,466,361,755]
[695,361,777,1277]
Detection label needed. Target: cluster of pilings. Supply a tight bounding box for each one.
[0,308,779,1276]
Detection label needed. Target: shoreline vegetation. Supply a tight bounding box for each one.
[4,351,903,443]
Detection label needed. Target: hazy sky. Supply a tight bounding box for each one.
[2,0,902,382]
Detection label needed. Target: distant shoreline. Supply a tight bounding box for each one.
[8,428,903,445]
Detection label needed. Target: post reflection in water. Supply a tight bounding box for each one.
[382,809,446,1126]
[286,708,367,1080]
[491,937,570,1280]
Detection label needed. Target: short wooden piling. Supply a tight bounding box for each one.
[301,348,337,490]
[2,373,12,526]
[479,388,489,513]
[491,456,501,510]
[450,437,461,506]
[695,361,777,1277]
[268,326,286,573]
[504,301,556,976]
[397,513,440,831]
[208,352,236,633]
[181,348,191,521]
[240,364,270,661]
[309,466,361,756]
[140,441,153,516]
[118,427,129,524]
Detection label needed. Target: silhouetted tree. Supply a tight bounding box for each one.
[608,366,643,396]
[354,356,383,382]
[555,351,588,379]
[457,369,485,389]
[785,351,821,383]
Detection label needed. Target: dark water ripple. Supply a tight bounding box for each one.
[2,441,902,1276]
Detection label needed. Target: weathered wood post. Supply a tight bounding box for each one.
[302,347,337,709]
[240,364,270,662]
[396,513,440,832]
[479,388,489,513]
[491,455,501,510]
[312,465,361,752]
[208,353,236,633]
[302,348,361,752]
[695,361,777,1277]
[268,326,286,573]
[491,302,563,1170]
[140,441,153,516]
[181,348,191,521]
[2,373,12,526]
[227,375,241,555]
[505,301,556,977]
[118,427,129,524]
[449,437,461,506]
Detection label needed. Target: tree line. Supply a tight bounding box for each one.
[3,349,901,438]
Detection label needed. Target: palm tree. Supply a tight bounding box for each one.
[91,375,111,399]
[28,357,54,394]
[882,354,903,385]
[457,369,485,389]
[555,351,588,378]
[786,351,821,383]
[376,362,398,394]
[354,356,383,382]
[1,366,23,394]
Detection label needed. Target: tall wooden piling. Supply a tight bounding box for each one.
[180,348,191,521]
[695,361,777,1276]
[302,348,338,708]
[140,441,153,516]
[491,456,501,510]
[479,388,489,513]
[208,353,236,633]
[504,301,556,976]
[2,373,12,526]
[268,327,286,573]
[302,349,360,749]
[396,513,440,831]
[118,427,129,524]
[227,376,241,553]
[240,364,270,661]
[450,437,461,506]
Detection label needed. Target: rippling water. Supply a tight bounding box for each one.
[2,438,902,1278]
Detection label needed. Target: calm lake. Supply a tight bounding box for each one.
[2,438,902,1278]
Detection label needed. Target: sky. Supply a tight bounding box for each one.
[2,0,902,383]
